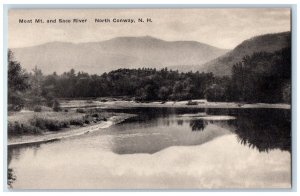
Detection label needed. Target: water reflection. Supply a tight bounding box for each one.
[7,107,291,189]
[8,108,291,156]
[7,168,16,188]
[110,118,232,154]
[106,107,291,153]
[234,109,291,152]
[189,120,206,131]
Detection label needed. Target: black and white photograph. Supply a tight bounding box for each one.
[6,7,292,190]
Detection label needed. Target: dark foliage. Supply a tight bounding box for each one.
[186,100,198,105]
[8,47,291,106]
[8,121,41,135]
[76,108,86,113]
[33,105,42,112]
[8,50,30,111]
[229,47,291,103]
[8,168,16,188]
[52,99,62,112]
[40,67,215,101]
[29,117,69,131]
[234,109,291,152]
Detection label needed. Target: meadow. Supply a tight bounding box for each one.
[8,108,112,136]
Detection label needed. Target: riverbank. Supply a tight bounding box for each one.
[8,99,290,146]
[8,112,135,146]
[60,99,291,110]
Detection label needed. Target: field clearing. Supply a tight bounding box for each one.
[8,111,86,124]
[7,109,116,137]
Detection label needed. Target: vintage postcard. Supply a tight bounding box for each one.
[7,8,292,190]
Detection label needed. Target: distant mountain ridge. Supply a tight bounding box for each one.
[199,31,291,76]
[11,36,229,74]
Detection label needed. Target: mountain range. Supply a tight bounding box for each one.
[199,31,291,76]
[11,36,228,75]
[11,32,290,76]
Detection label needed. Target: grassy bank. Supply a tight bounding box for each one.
[8,108,116,137]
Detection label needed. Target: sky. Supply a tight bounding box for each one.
[8,8,291,49]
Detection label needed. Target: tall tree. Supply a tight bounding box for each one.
[8,50,30,111]
[27,66,44,107]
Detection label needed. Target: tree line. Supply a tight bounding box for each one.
[209,47,291,103]
[8,47,291,111]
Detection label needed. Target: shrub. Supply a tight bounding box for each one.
[30,117,69,131]
[123,97,132,101]
[91,113,99,118]
[8,92,26,112]
[8,122,23,135]
[29,117,46,130]
[8,121,41,135]
[76,108,86,113]
[44,121,61,131]
[33,105,42,112]
[45,97,54,107]
[100,99,108,102]
[186,100,198,105]
[70,119,84,126]
[52,99,62,112]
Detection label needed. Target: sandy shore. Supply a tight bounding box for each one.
[61,100,291,110]
[8,114,135,147]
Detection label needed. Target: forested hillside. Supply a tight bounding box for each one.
[8,45,291,111]
[201,32,291,76]
[208,47,291,103]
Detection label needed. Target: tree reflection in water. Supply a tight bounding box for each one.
[7,147,16,188]
[234,109,291,153]
[7,168,16,188]
[122,107,291,153]
[189,120,206,131]
[206,108,291,153]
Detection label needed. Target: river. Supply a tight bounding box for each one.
[8,107,291,189]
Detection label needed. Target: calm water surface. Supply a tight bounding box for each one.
[8,107,291,189]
